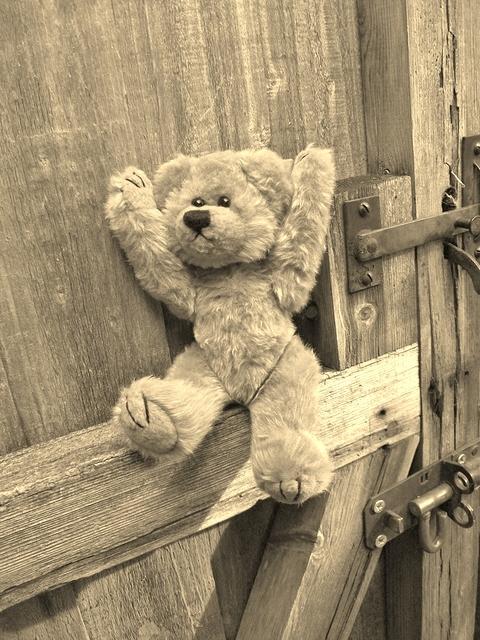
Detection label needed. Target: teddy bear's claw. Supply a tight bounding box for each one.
[262,477,319,504]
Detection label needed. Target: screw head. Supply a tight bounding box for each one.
[474,143,480,156]
[375,534,388,548]
[457,453,466,464]
[360,272,374,286]
[358,202,370,217]
[474,247,480,261]
[303,302,318,319]
[469,215,480,239]
[372,499,386,514]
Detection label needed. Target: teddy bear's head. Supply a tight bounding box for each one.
[153,149,293,269]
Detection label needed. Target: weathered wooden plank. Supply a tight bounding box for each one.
[358,2,480,638]
[73,533,227,640]
[349,555,388,640]
[0,590,91,640]
[314,174,416,370]
[0,345,419,613]
[208,500,277,640]
[237,436,419,640]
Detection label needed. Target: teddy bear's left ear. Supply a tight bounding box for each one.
[237,149,293,216]
[153,155,195,211]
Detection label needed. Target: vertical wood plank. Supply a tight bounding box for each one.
[0,590,90,640]
[314,175,416,369]
[209,500,277,640]
[358,2,480,638]
[73,535,227,640]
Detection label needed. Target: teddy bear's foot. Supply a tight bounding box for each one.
[251,429,333,505]
[113,344,232,461]
[106,167,157,217]
[114,377,179,460]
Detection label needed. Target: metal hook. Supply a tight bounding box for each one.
[418,509,447,554]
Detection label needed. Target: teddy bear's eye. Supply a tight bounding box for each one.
[191,197,206,207]
[217,196,230,207]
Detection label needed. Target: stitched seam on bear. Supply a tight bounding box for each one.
[194,329,297,408]
[195,353,238,405]
[245,329,297,406]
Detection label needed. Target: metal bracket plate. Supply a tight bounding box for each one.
[364,440,480,550]
[343,195,383,293]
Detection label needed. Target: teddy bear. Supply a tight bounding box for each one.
[105,146,335,504]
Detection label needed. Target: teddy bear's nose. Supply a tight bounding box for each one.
[183,210,211,231]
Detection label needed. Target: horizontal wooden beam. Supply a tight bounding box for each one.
[0,344,419,612]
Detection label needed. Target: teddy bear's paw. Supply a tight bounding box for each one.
[113,379,179,459]
[107,167,156,215]
[252,430,333,504]
[292,147,334,179]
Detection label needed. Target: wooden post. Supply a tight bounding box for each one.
[358,1,480,637]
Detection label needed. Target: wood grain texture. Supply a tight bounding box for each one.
[315,174,416,370]
[358,1,480,638]
[0,345,420,613]
[208,500,277,640]
[73,535,227,640]
[237,436,419,640]
[0,0,368,635]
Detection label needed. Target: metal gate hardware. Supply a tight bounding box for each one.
[364,440,480,553]
[344,135,480,293]
[343,200,480,292]
[343,195,383,293]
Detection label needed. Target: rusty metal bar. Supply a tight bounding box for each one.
[354,203,480,262]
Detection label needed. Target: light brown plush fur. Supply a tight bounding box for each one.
[105,146,335,504]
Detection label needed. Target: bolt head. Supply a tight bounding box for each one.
[360,272,374,287]
[372,499,386,514]
[474,247,480,261]
[358,202,370,217]
[457,453,466,464]
[454,470,470,492]
[375,534,388,548]
[474,143,480,156]
[367,240,378,254]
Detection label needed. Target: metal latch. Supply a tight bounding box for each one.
[364,440,480,553]
[344,135,480,293]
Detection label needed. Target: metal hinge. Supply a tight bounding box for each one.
[364,440,480,553]
[344,135,480,293]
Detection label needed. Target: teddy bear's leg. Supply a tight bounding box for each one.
[249,335,333,504]
[114,343,231,460]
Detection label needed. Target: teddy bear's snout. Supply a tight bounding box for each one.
[183,209,211,232]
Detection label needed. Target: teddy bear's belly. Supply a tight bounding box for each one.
[193,295,295,404]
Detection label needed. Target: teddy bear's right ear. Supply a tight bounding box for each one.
[237,149,293,216]
[153,155,194,210]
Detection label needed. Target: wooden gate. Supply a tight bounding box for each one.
[1,1,479,638]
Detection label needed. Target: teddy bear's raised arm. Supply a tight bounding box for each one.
[268,147,335,314]
[105,167,195,320]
